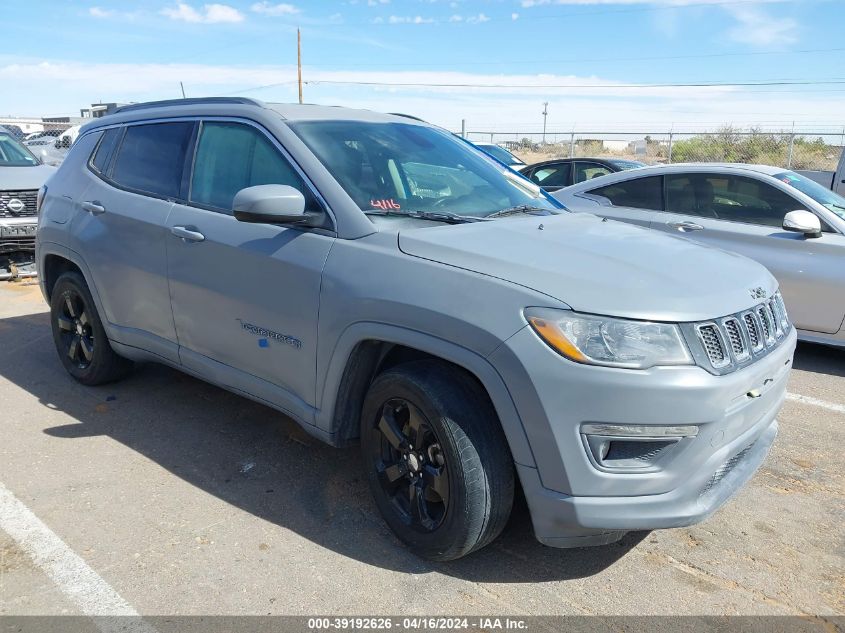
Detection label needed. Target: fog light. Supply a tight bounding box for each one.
[582,424,698,471]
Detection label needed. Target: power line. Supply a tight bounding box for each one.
[303,46,845,69]
[304,78,845,89]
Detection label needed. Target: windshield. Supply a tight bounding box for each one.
[774,171,845,221]
[290,121,557,218]
[609,159,646,170]
[0,132,39,166]
[477,144,520,165]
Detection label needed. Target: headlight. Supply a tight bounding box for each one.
[526,308,693,369]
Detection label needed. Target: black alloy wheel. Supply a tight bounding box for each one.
[56,289,95,369]
[49,271,133,385]
[372,397,450,532]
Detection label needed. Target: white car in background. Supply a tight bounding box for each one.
[472,142,527,170]
[554,163,845,347]
[0,127,55,278]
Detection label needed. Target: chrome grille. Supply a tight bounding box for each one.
[0,190,38,217]
[689,291,791,373]
[756,305,773,345]
[723,317,750,362]
[696,324,729,368]
[743,312,762,352]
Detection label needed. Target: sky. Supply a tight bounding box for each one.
[3,0,845,138]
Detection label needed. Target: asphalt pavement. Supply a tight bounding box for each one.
[0,281,842,618]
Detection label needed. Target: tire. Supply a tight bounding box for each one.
[49,271,133,386]
[361,360,514,561]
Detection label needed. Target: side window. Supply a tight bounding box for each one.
[530,164,571,188]
[111,122,194,199]
[573,161,612,184]
[91,128,121,174]
[190,121,316,213]
[666,173,806,226]
[588,176,663,210]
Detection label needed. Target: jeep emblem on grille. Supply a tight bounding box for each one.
[5,199,25,214]
[749,287,767,300]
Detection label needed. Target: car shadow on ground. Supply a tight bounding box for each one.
[1,311,646,582]
[793,341,845,377]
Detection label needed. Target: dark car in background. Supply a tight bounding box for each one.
[520,157,646,192]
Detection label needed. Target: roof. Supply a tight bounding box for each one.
[266,102,425,124]
[80,97,427,134]
[559,161,795,195]
[628,162,787,176]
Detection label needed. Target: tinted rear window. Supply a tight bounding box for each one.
[588,175,663,210]
[111,122,194,198]
[91,128,121,174]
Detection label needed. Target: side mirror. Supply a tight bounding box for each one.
[783,210,822,238]
[232,184,319,226]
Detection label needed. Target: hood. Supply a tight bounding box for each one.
[0,165,56,190]
[398,213,776,322]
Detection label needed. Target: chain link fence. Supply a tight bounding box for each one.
[463,127,845,172]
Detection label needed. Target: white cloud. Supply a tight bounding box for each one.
[387,15,435,23]
[511,12,520,20]
[250,2,300,16]
[725,5,797,46]
[521,0,781,5]
[161,3,245,23]
[88,6,114,18]
[466,13,490,23]
[6,59,842,137]
[367,0,390,5]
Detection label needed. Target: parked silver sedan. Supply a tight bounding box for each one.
[553,163,845,347]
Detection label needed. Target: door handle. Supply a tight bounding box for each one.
[170,226,205,242]
[81,201,105,215]
[668,221,704,232]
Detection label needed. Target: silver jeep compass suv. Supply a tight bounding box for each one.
[36,98,796,560]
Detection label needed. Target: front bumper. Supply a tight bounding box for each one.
[517,413,778,548]
[490,324,795,547]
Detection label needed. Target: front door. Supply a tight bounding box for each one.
[651,172,845,334]
[579,174,662,228]
[166,120,334,406]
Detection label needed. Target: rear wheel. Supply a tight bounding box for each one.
[49,272,133,385]
[361,360,513,561]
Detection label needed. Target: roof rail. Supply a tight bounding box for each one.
[115,97,263,114]
[388,112,427,122]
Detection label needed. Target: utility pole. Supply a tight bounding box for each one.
[179,82,186,99]
[297,28,303,105]
[541,102,549,144]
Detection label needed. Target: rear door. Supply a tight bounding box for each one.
[166,119,334,406]
[651,171,845,334]
[572,160,614,185]
[71,121,195,362]
[526,162,572,192]
[577,174,662,228]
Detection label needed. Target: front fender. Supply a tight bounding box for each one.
[315,321,536,468]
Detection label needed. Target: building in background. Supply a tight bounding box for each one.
[80,102,128,118]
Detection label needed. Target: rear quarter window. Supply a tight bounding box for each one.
[90,128,122,174]
[111,122,194,199]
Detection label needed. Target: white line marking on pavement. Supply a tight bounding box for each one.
[786,392,845,414]
[0,480,157,632]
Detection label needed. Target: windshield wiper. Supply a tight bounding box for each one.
[485,204,553,219]
[363,209,488,224]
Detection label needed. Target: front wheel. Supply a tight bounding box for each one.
[361,360,514,561]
